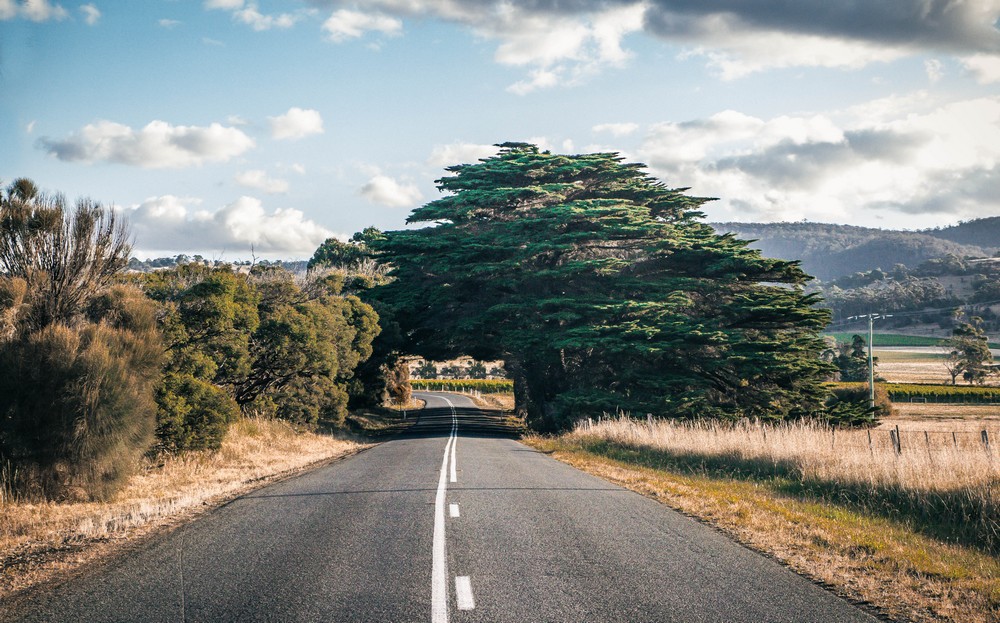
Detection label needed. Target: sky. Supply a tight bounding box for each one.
[2,0,1000,260]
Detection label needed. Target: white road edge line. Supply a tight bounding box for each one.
[449,503,460,518]
[455,576,476,610]
[432,397,459,623]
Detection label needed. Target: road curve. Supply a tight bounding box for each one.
[4,393,877,622]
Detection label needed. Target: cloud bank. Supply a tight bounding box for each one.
[39,120,255,168]
[301,1,1000,86]
[635,94,1000,223]
[126,195,334,257]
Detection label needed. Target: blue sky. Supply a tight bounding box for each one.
[2,1,1000,259]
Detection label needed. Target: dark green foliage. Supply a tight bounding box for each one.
[143,264,380,438]
[154,372,237,452]
[368,144,835,431]
[143,265,258,450]
[824,383,892,426]
[307,228,385,272]
[308,238,366,271]
[831,335,874,382]
[237,266,380,426]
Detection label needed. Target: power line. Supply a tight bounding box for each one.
[826,298,1000,329]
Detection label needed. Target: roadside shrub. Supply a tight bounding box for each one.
[155,372,238,452]
[825,383,894,426]
[0,288,163,500]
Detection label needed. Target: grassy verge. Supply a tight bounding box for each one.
[526,421,1000,623]
[462,392,516,411]
[344,399,427,438]
[0,419,366,603]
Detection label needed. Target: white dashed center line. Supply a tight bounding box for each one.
[449,503,460,518]
[455,576,476,610]
[432,397,459,623]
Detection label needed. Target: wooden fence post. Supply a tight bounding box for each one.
[982,430,992,455]
[890,427,902,455]
[867,429,873,455]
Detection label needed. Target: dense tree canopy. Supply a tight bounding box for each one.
[143,264,380,449]
[367,144,836,430]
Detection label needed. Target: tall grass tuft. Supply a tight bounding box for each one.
[570,417,1000,553]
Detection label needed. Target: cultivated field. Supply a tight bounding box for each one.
[876,346,1000,385]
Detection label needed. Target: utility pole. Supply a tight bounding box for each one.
[847,313,893,409]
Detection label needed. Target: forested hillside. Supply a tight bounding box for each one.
[930,216,1000,248]
[713,221,992,281]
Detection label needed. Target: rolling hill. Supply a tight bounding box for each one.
[713,221,995,281]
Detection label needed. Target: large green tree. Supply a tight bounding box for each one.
[367,144,835,430]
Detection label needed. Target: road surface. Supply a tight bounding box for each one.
[5,392,878,622]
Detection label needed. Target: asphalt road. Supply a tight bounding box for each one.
[6,392,878,622]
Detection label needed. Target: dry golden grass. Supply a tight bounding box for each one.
[464,391,515,411]
[879,361,956,384]
[875,348,1000,386]
[527,417,1000,623]
[0,419,365,600]
[384,397,427,411]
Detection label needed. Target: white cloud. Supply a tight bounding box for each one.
[311,1,646,93]
[204,0,243,9]
[0,0,69,21]
[25,120,35,134]
[268,107,324,140]
[38,119,255,168]
[592,122,639,137]
[961,54,1000,84]
[204,0,306,31]
[427,142,498,167]
[323,9,401,42]
[158,18,180,29]
[494,3,646,93]
[233,3,297,31]
[79,3,98,25]
[507,68,561,95]
[234,169,289,194]
[360,174,423,208]
[679,30,907,80]
[127,195,334,257]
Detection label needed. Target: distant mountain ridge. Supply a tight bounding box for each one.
[712,220,998,281]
